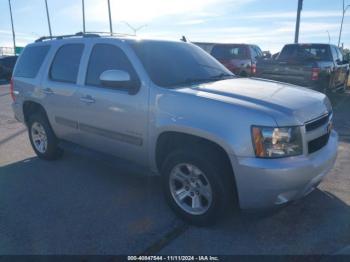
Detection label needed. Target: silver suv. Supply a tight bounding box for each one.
[11,33,338,225]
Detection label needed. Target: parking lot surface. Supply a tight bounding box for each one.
[0,83,349,255]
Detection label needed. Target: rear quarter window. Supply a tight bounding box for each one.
[14,45,50,78]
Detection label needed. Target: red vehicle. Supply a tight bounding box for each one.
[194,43,264,77]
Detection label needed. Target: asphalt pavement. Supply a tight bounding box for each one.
[0,83,349,255]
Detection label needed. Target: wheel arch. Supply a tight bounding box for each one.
[155,131,240,207]
[22,100,49,126]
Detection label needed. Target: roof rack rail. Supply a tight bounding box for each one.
[84,31,135,37]
[35,32,100,42]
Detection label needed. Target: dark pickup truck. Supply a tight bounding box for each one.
[256,43,349,92]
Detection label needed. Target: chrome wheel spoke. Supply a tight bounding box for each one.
[169,163,213,215]
[191,195,202,209]
[175,188,190,202]
[31,122,48,154]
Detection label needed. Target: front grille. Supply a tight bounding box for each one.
[305,113,330,132]
[308,133,330,154]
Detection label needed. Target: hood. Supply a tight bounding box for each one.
[179,78,331,126]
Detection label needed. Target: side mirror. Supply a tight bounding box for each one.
[99,69,139,94]
[100,69,130,86]
[336,58,342,65]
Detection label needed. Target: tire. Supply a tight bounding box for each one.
[161,146,235,226]
[28,112,63,160]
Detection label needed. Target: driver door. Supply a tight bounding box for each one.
[75,42,149,166]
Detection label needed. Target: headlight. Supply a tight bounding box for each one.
[251,126,303,158]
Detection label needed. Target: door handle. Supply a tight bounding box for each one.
[42,88,53,94]
[80,95,95,104]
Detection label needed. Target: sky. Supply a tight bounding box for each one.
[0,0,349,53]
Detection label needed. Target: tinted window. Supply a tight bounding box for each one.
[131,41,233,87]
[331,46,338,61]
[279,44,331,61]
[211,45,248,60]
[278,45,297,60]
[254,46,263,57]
[50,44,84,83]
[336,48,343,61]
[14,46,50,78]
[86,44,139,89]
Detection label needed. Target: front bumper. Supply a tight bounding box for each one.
[231,130,338,209]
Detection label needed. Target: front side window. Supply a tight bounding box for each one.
[130,41,233,88]
[14,45,50,78]
[50,44,84,83]
[336,48,343,61]
[85,43,140,89]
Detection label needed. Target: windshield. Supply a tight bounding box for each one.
[129,40,234,87]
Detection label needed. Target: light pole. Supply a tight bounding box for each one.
[338,0,350,47]
[8,0,16,55]
[294,0,303,43]
[82,0,86,33]
[107,0,113,35]
[44,0,52,37]
[327,30,331,44]
[121,21,147,36]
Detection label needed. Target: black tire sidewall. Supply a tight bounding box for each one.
[28,113,60,160]
[161,149,229,226]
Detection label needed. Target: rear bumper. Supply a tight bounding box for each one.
[230,130,338,209]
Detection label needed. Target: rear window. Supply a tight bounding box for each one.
[211,45,248,60]
[50,44,84,83]
[14,45,50,78]
[279,44,331,61]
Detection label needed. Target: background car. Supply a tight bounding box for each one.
[256,43,349,93]
[194,42,264,77]
[0,55,18,81]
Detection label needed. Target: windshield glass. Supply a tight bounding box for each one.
[129,40,234,87]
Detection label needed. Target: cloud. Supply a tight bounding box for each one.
[61,0,252,23]
[177,19,206,25]
[247,11,342,19]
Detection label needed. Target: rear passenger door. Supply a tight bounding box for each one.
[75,42,149,166]
[41,43,85,143]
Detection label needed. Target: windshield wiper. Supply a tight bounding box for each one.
[168,73,235,87]
[209,73,236,80]
[170,77,215,87]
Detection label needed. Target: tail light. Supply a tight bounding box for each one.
[311,67,320,81]
[10,78,15,101]
[251,63,257,75]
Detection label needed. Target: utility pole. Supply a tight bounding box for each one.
[338,0,350,47]
[107,0,113,35]
[294,0,303,43]
[327,30,331,44]
[8,0,16,55]
[44,0,52,37]
[82,0,86,33]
